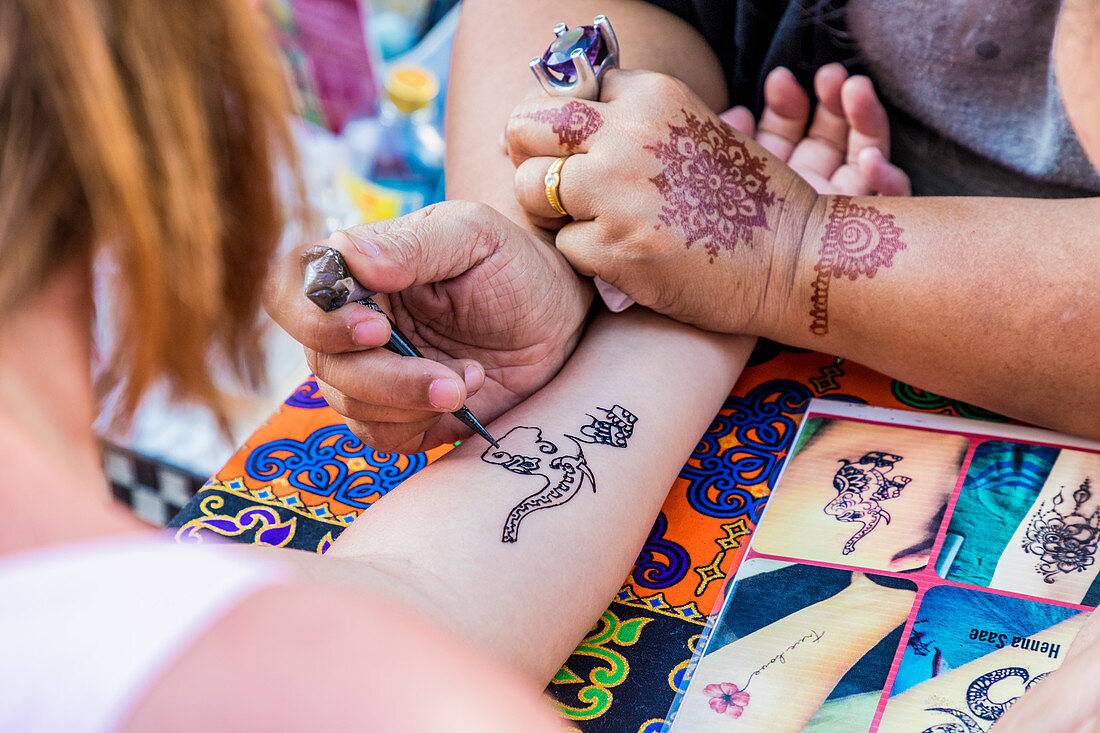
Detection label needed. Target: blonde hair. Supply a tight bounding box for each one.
[0,0,299,417]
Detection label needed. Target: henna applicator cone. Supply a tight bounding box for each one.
[301,246,500,448]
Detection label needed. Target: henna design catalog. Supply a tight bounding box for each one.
[645,109,776,262]
[1022,477,1100,583]
[823,452,911,554]
[523,100,603,151]
[482,404,637,543]
[809,196,906,335]
[921,667,1047,733]
[704,629,826,719]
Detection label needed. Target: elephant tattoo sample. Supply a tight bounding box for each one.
[482,404,637,543]
[823,451,912,554]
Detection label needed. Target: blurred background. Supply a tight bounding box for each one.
[96,0,460,524]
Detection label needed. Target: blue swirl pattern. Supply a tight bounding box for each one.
[245,424,427,508]
[680,380,811,523]
[284,378,330,409]
[632,512,692,590]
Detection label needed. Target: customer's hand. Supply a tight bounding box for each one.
[264,201,592,453]
[991,609,1100,732]
[505,68,817,334]
[720,63,910,196]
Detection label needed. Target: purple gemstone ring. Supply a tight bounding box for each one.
[530,16,620,100]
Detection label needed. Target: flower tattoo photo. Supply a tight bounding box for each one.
[809,196,906,335]
[523,100,603,151]
[646,109,776,262]
[704,628,826,719]
[482,404,637,543]
[1022,477,1100,583]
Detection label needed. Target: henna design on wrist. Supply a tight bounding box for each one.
[645,109,775,262]
[823,451,911,554]
[704,628,826,719]
[523,100,603,151]
[482,404,637,543]
[921,667,1047,732]
[1021,477,1100,582]
[809,196,906,336]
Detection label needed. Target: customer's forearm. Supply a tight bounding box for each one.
[764,194,1100,438]
[327,309,752,682]
[446,0,729,228]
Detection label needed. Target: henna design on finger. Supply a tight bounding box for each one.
[523,100,603,151]
[823,451,911,554]
[1022,477,1100,582]
[809,196,906,335]
[645,109,776,262]
[482,404,637,542]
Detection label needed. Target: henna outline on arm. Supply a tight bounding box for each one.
[809,196,906,335]
[822,451,912,554]
[481,405,637,543]
[645,109,776,263]
[1021,477,1100,582]
[522,100,603,151]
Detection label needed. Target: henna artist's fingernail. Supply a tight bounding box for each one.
[332,229,380,257]
[464,363,486,393]
[428,378,462,411]
[351,317,389,347]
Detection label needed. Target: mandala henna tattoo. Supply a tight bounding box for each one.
[645,109,776,262]
[823,451,911,554]
[523,100,603,151]
[921,667,1047,732]
[482,405,637,543]
[1021,477,1100,583]
[809,196,906,335]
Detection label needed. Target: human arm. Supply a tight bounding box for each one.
[262,1,733,452]
[990,449,1100,604]
[317,307,753,682]
[672,573,913,732]
[505,69,1100,439]
[878,613,1086,732]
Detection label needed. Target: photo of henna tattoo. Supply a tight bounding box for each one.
[809,196,906,335]
[523,100,603,151]
[703,629,826,719]
[823,451,912,554]
[1021,477,1100,583]
[482,405,637,543]
[645,109,776,262]
[921,666,1047,732]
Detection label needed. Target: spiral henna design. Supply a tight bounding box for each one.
[809,196,906,335]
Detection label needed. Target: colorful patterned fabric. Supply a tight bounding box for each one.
[167,341,1007,732]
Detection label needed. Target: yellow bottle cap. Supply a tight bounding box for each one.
[385,65,439,114]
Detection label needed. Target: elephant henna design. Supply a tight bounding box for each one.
[482,405,638,543]
[921,667,1047,732]
[823,451,911,554]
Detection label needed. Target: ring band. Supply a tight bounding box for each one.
[544,156,569,217]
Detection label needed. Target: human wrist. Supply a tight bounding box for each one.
[745,178,823,343]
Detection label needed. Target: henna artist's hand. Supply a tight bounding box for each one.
[720,64,911,196]
[263,201,592,453]
[505,69,818,334]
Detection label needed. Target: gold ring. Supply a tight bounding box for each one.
[544,156,569,217]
